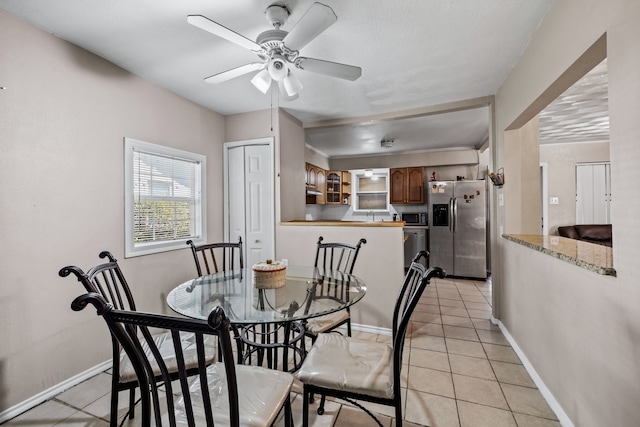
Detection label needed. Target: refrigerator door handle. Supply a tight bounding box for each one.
[452,198,458,233]
[449,198,454,232]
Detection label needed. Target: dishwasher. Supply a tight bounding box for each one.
[404,226,428,269]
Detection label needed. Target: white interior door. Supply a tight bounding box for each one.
[576,163,610,224]
[224,138,275,268]
[227,147,246,247]
[244,144,274,268]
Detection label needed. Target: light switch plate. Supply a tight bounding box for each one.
[499,193,504,206]
[550,197,559,205]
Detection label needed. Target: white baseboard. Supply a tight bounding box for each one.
[351,323,392,336]
[0,360,112,424]
[491,317,574,427]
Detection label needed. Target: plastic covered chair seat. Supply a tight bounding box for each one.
[70,292,293,427]
[306,236,366,339]
[297,333,394,399]
[297,251,446,427]
[176,362,293,427]
[304,309,351,336]
[59,251,217,426]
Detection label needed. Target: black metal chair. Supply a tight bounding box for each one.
[59,251,217,427]
[186,238,243,276]
[186,238,249,365]
[296,251,446,427]
[305,236,366,340]
[70,292,293,427]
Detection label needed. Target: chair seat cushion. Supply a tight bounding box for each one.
[296,333,394,399]
[119,332,216,383]
[305,310,350,335]
[176,363,294,427]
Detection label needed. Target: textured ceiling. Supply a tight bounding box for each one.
[1,0,558,157]
[539,59,609,145]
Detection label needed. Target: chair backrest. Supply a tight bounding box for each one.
[313,236,366,274]
[391,251,446,398]
[59,251,137,311]
[71,292,238,427]
[186,238,243,276]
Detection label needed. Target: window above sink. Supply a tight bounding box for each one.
[352,168,390,212]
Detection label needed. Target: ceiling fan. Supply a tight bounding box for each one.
[187,2,362,100]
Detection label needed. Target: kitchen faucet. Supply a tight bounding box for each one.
[367,210,376,221]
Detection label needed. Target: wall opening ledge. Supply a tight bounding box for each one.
[502,234,615,276]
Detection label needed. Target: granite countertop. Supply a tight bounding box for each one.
[503,234,616,277]
[282,220,406,227]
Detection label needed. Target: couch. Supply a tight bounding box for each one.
[557,224,612,247]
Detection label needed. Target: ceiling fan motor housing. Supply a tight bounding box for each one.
[265,4,290,28]
[256,29,287,47]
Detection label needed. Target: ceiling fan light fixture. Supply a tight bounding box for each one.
[278,80,299,101]
[268,55,288,81]
[283,72,303,97]
[251,69,272,94]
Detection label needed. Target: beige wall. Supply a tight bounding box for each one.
[0,10,225,413]
[541,141,610,234]
[224,108,277,143]
[504,117,541,234]
[494,0,640,425]
[278,110,306,222]
[304,146,330,170]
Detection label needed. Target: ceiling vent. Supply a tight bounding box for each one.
[380,138,394,148]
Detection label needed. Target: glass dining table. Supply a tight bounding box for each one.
[167,265,366,372]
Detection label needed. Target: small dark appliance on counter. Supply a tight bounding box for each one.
[401,212,427,226]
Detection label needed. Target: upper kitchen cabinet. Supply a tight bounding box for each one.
[326,171,342,204]
[341,171,351,205]
[306,162,317,188]
[390,167,425,204]
[305,163,325,204]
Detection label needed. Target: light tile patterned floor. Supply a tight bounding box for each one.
[2,277,561,426]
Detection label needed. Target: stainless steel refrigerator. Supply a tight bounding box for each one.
[427,180,487,279]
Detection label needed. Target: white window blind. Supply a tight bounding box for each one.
[124,138,206,257]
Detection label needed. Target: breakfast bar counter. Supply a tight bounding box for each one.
[503,234,615,276]
[282,220,405,227]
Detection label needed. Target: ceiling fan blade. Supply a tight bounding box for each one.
[204,63,264,84]
[187,15,261,52]
[282,3,337,51]
[295,57,362,81]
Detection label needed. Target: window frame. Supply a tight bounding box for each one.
[124,137,207,258]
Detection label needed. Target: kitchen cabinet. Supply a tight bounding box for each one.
[306,163,349,205]
[316,168,326,204]
[326,171,342,204]
[306,163,317,188]
[341,171,351,205]
[390,167,424,204]
[305,163,325,204]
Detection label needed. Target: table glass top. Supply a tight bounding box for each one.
[167,265,366,324]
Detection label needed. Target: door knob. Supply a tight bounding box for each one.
[255,239,261,243]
